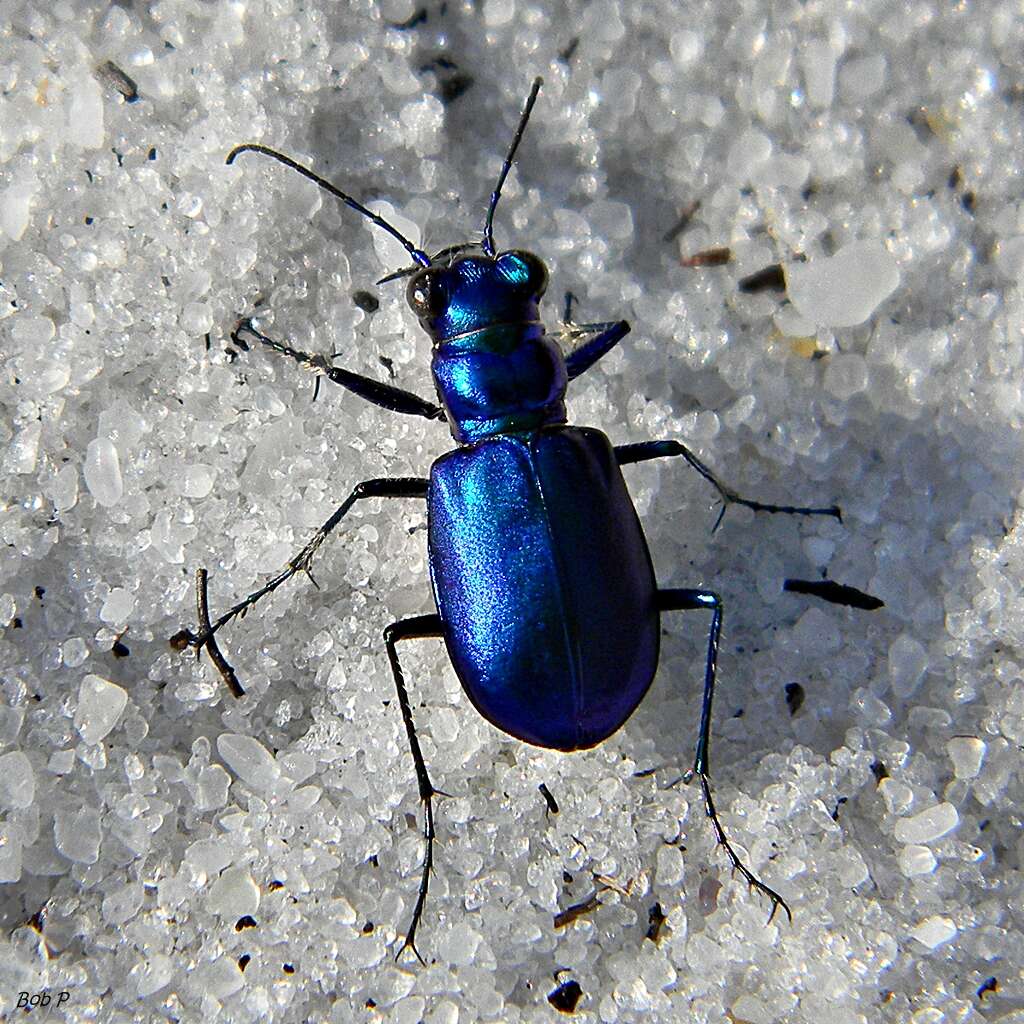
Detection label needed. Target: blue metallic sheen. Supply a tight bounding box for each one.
[427,426,659,750]
[416,249,660,750]
[409,252,548,342]
[431,324,567,444]
[410,251,564,444]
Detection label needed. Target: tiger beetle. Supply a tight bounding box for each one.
[179,77,842,962]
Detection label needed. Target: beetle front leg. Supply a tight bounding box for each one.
[656,588,792,923]
[232,319,447,421]
[383,613,445,965]
[617,440,841,530]
[173,477,428,691]
[560,292,631,381]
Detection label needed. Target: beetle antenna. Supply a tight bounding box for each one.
[226,144,431,268]
[481,77,542,258]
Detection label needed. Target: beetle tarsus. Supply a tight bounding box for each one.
[396,795,435,967]
[697,772,792,924]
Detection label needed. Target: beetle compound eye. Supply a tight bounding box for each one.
[407,271,447,319]
[498,250,548,298]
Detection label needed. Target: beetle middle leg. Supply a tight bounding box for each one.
[383,613,445,964]
[177,478,428,686]
[616,439,841,529]
[656,588,792,922]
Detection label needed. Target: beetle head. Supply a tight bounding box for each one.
[406,250,548,343]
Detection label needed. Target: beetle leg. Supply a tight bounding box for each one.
[175,478,428,689]
[383,613,445,965]
[656,588,793,924]
[616,439,841,529]
[563,318,631,381]
[560,290,631,380]
[232,319,447,421]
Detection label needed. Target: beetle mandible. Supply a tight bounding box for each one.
[181,78,841,961]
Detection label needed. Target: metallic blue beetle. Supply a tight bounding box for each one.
[185,79,840,961]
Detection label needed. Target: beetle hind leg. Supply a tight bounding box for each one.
[173,478,428,695]
[657,588,793,924]
[383,614,445,964]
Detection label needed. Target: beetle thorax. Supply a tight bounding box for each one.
[407,251,568,443]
